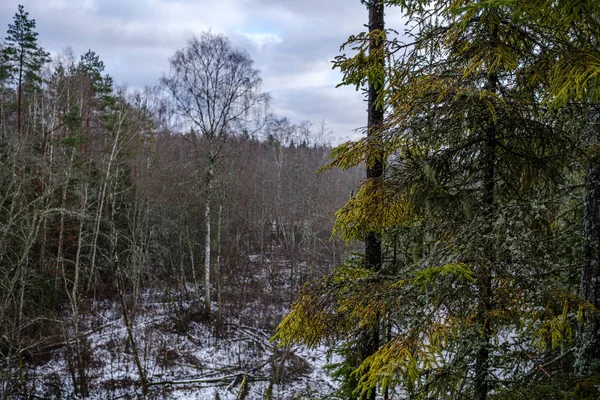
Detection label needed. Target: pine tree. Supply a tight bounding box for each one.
[0,4,50,140]
[77,50,114,103]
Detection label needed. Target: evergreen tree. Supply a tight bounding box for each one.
[275,1,595,398]
[0,4,50,139]
[76,49,114,104]
[521,0,600,376]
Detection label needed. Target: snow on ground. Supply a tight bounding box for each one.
[25,292,338,399]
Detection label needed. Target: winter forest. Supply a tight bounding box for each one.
[0,1,599,399]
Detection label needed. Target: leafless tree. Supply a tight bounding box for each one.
[161,32,269,316]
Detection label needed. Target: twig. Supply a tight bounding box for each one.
[525,352,551,378]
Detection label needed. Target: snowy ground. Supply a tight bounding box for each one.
[22,291,339,399]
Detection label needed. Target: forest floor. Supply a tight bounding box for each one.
[25,289,337,399]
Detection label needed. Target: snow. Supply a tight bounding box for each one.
[25,291,337,399]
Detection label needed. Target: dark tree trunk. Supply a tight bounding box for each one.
[474,74,498,400]
[364,0,384,286]
[360,1,384,399]
[577,126,600,376]
[17,48,23,143]
[17,82,22,142]
[474,132,494,400]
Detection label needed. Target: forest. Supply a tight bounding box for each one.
[1,0,600,399]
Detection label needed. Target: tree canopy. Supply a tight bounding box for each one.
[275,1,600,399]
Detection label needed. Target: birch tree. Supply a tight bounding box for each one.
[161,33,268,316]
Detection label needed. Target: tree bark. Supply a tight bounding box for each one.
[576,126,600,376]
[68,183,89,396]
[17,63,22,142]
[474,73,498,400]
[204,152,215,316]
[360,2,384,399]
[216,202,223,336]
[364,0,384,273]
[117,269,148,394]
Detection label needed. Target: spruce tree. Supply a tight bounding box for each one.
[522,0,600,377]
[274,1,588,398]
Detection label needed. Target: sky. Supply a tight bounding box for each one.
[0,0,407,143]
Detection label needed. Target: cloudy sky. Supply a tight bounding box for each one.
[1,0,406,143]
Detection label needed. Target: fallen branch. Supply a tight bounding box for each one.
[148,371,270,387]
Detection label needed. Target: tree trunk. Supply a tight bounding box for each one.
[117,268,148,394]
[576,127,600,376]
[360,2,385,399]
[69,183,89,396]
[57,151,74,294]
[204,155,215,316]
[179,232,189,299]
[188,228,198,289]
[87,109,125,294]
[17,74,22,142]
[364,0,384,274]
[474,74,498,400]
[216,202,223,336]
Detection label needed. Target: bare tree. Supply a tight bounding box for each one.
[161,33,268,315]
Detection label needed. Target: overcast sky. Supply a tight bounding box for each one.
[1,0,406,143]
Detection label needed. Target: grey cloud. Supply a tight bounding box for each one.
[249,0,365,20]
[270,85,366,140]
[0,0,405,142]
